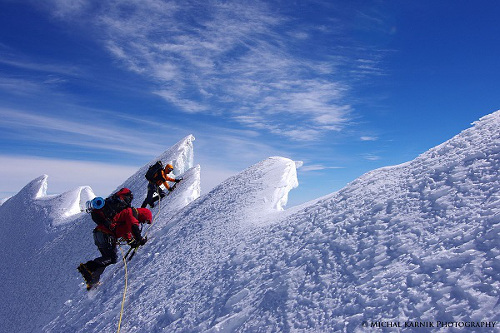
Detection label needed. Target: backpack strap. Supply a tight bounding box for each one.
[131,207,139,220]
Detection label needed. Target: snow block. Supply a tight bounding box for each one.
[220,156,297,212]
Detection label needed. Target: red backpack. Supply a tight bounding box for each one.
[90,188,133,226]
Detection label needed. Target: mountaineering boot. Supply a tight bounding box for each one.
[77,263,93,284]
[78,263,100,290]
[86,281,101,291]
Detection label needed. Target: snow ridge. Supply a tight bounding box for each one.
[47,110,499,332]
[249,110,500,331]
[1,111,500,332]
[118,134,195,205]
[0,135,199,333]
[45,155,300,332]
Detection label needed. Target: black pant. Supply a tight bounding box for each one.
[141,183,165,208]
[84,230,118,283]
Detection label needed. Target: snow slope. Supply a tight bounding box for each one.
[0,135,200,333]
[43,111,500,332]
[1,112,500,332]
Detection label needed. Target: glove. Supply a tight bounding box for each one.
[174,178,183,183]
[129,237,147,248]
[168,187,174,192]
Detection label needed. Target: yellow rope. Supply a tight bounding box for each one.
[117,246,128,333]
[115,181,173,332]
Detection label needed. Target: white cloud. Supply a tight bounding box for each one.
[299,164,344,172]
[0,77,45,95]
[361,136,378,141]
[0,53,81,98]
[38,1,388,142]
[363,153,381,161]
[153,90,207,113]
[278,128,322,142]
[0,108,165,156]
[41,1,366,140]
[48,0,89,18]
[0,56,78,75]
[288,31,310,40]
[0,155,138,199]
[0,116,287,200]
[232,114,322,141]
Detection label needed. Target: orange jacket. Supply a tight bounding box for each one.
[152,167,176,189]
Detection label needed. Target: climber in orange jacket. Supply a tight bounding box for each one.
[141,163,181,208]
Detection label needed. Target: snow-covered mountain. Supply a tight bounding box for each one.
[0,135,200,333]
[1,112,500,332]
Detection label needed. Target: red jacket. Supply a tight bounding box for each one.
[96,207,152,240]
[111,208,140,240]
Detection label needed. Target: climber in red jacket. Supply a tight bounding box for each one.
[78,207,152,290]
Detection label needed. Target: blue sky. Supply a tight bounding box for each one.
[0,0,499,206]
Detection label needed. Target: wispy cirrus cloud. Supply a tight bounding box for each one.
[0,74,71,96]
[0,55,79,76]
[0,108,164,156]
[299,164,344,172]
[0,105,282,171]
[0,49,80,96]
[43,0,388,141]
[360,136,378,141]
[0,155,138,199]
[0,77,46,95]
[0,105,292,197]
[362,153,381,161]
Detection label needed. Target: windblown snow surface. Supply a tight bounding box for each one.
[1,112,500,332]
